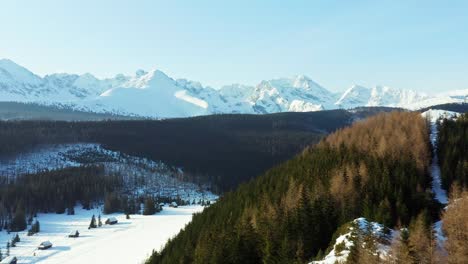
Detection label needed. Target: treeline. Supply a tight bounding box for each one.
[420,102,468,114]
[438,113,468,190]
[0,110,353,192]
[146,112,437,264]
[0,166,122,231]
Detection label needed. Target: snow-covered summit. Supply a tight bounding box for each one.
[335,84,430,109]
[0,59,466,118]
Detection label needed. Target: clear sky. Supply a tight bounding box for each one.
[0,0,467,93]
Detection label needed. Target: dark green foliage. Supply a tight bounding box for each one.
[10,204,26,232]
[420,103,468,114]
[143,197,156,215]
[0,165,122,228]
[438,113,468,190]
[104,192,121,214]
[89,215,97,229]
[11,234,20,247]
[146,112,436,264]
[28,220,40,236]
[0,110,354,192]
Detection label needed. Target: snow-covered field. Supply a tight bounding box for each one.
[0,205,204,264]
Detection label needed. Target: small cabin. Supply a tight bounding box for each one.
[0,256,18,264]
[169,202,178,208]
[105,217,118,225]
[38,241,53,250]
[69,230,80,238]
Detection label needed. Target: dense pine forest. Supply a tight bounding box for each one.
[0,110,358,192]
[438,113,468,190]
[146,112,441,263]
[0,165,122,231]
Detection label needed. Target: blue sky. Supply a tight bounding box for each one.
[0,0,467,92]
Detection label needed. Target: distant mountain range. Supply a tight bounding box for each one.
[0,58,466,118]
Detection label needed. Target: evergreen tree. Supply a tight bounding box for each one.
[143,197,156,215]
[98,214,102,227]
[385,228,413,264]
[408,212,436,264]
[10,204,26,232]
[442,186,468,264]
[89,214,97,229]
[355,221,380,264]
[67,205,75,215]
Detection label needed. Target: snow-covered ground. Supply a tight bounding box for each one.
[0,143,217,263]
[429,122,448,205]
[0,205,203,264]
[0,144,84,177]
[422,109,460,252]
[421,109,461,205]
[422,109,460,204]
[0,143,217,202]
[311,218,393,264]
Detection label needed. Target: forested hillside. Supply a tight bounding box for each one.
[0,110,356,192]
[0,165,122,231]
[146,112,438,263]
[438,113,468,190]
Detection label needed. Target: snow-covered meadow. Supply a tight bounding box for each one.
[0,143,218,263]
[0,205,203,263]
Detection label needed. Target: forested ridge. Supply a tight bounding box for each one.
[0,110,355,192]
[146,112,439,263]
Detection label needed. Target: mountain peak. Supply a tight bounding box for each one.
[0,58,42,85]
[0,58,465,118]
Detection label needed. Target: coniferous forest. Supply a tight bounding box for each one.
[438,113,468,190]
[0,108,466,263]
[146,112,442,263]
[0,109,363,192]
[0,166,122,231]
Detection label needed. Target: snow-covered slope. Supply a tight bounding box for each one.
[311,218,394,264]
[0,59,466,118]
[335,84,432,109]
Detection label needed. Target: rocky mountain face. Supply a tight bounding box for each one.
[0,59,465,118]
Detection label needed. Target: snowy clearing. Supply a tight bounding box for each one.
[0,205,204,264]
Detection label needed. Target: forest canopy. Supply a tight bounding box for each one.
[146,111,438,264]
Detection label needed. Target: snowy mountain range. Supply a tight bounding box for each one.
[0,58,466,118]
